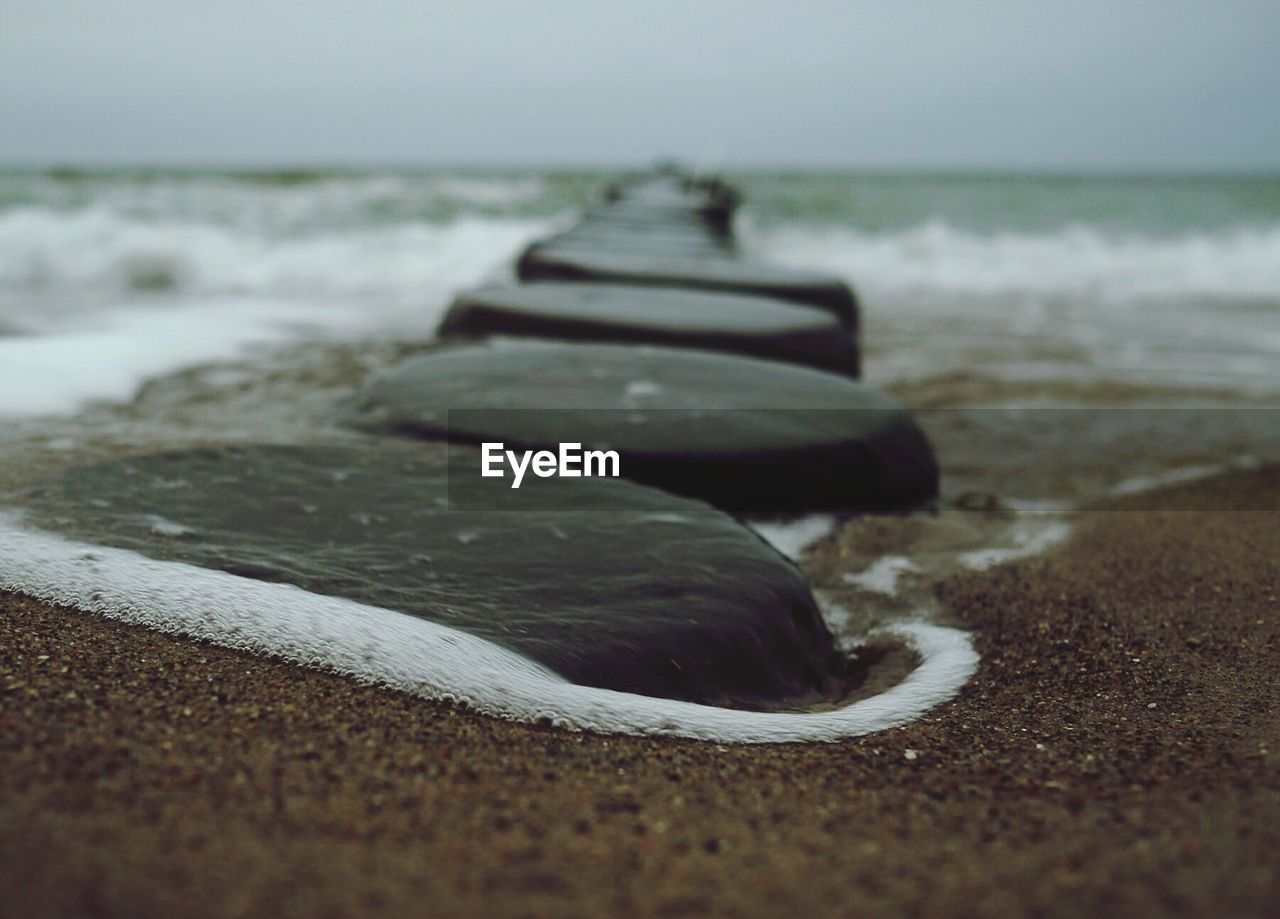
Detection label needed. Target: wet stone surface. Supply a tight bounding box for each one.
[16,442,855,709]
[340,340,937,513]
[516,245,859,326]
[439,283,860,377]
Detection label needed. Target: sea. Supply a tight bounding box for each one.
[1,167,1278,740]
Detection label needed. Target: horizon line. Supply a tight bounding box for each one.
[3,158,1279,180]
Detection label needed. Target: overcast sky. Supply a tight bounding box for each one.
[3,0,1278,171]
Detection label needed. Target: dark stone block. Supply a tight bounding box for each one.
[602,175,738,235]
[550,229,732,260]
[341,341,937,513]
[21,444,851,709]
[516,245,859,328]
[577,210,724,239]
[439,283,860,377]
[570,220,731,246]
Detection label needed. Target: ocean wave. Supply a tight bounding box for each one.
[0,172,549,222]
[748,218,1280,301]
[0,206,552,299]
[0,298,380,417]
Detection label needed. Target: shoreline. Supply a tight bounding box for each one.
[0,516,978,742]
[3,465,1279,915]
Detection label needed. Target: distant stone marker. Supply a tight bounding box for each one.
[22,444,852,708]
[550,226,732,259]
[600,174,738,235]
[516,244,859,327]
[341,341,937,513]
[439,283,860,377]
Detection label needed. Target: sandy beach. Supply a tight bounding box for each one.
[3,465,1277,917]
[4,2,1278,913]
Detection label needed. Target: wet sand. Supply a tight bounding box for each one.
[2,467,1278,917]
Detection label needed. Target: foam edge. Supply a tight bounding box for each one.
[0,517,977,744]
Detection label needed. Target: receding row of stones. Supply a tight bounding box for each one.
[344,170,939,515]
[338,174,938,707]
[21,171,940,712]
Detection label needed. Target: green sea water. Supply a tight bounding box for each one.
[4,166,1280,232]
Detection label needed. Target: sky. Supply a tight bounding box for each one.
[2,0,1278,171]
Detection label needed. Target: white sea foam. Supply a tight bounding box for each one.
[749,219,1280,302]
[0,207,548,302]
[144,515,195,537]
[960,519,1074,571]
[0,298,369,417]
[0,206,553,417]
[748,515,837,561]
[0,517,978,744]
[1108,455,1261,497]
[843,556,919,597]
